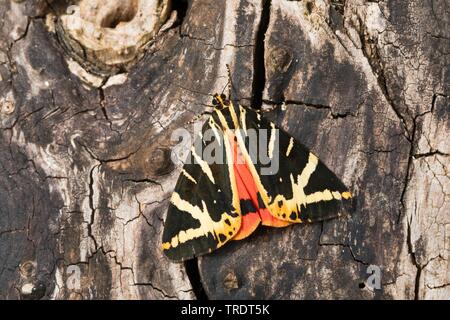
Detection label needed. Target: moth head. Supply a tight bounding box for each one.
[212,93,230,109]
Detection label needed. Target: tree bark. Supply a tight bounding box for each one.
[0,0,448,299]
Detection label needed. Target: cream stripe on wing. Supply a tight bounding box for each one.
[299,152,318,188]
[306,189,352,204]
[266,152,318,218]
[216,107,243,210]
[168,194,214,248]
[227,101,240,129]
[215,108,231,131]
[286,137,294,156]
[306,189,333,203]
[214,107,241,214]
[239,105,247,135]
[162,192,240,249]
[181,169,197,184]
[208,117,222,146]
[268,122,277,159]
[191,146,215,184]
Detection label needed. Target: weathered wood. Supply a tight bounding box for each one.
[200,0,449,299]
[0,0,448,300]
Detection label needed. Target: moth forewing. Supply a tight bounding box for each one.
[162,96,353,261]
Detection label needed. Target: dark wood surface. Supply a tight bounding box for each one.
[0,0,448,299]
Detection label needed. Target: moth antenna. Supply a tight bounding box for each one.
[185,107,214,125]
[218,82,228,100]
[225,64,238,100]
[211,65,236,108]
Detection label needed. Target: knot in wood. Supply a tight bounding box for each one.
[269,47,292,73]
[55,0,172,76]
[148,147,174,176]
[0,95,15,115]
[19,261,36,278]
[223,271,239,290]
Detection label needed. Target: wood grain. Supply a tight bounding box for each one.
[0,0,448,299]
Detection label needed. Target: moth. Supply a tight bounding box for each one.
[162,94,353,261]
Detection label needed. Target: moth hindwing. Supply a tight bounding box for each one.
[162,95,352,261]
